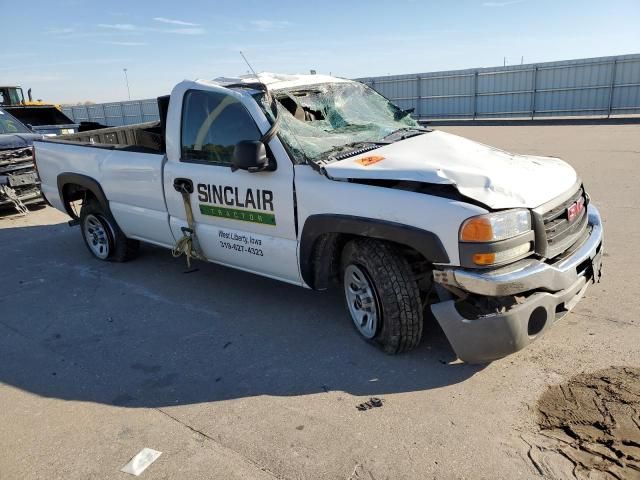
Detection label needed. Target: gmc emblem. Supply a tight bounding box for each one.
[567,197,585,222]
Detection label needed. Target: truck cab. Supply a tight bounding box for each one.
[0,86,26,106]
[34,73,603,363]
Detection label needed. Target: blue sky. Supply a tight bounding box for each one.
[3,0,639,104]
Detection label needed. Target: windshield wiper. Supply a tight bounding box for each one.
[325,141,390,163]
[382,127,430,142]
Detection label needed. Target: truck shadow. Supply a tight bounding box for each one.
[0,220,484,408]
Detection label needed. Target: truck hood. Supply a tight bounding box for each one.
[0,133,42,150]
[323,130,578,209]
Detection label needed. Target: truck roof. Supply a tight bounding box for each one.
[205,72,352,91]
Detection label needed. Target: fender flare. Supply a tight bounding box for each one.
[56,172,109,218]
[299,214,450,289]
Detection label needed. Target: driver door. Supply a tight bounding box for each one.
[163,87,301,284]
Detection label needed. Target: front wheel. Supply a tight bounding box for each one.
[341,239,424,354]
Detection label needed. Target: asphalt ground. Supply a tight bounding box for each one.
[0,124,638,479]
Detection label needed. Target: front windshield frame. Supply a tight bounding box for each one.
[0,108,31,134]
[256,81,423,165]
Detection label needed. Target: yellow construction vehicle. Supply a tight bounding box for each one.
[0,85,78,135]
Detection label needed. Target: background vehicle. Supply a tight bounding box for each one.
[33,73,603,363]
[0,108,42,212]
[0,85,78,136]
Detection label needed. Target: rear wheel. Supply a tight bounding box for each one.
[79,198,139,262]
[341,238,423,354]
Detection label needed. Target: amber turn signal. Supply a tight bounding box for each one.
[472,253,497,265]
[460,217,494,242]
[471,243,532,266]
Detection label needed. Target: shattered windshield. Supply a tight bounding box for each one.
[258,82,422,163]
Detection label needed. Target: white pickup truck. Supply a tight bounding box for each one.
[35,73,603,363]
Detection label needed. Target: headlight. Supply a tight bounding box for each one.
[459,209,534,267]
[460,209,531,242]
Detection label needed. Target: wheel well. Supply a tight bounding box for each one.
[61,183,96,219]
[308,233,433,291]
[300,214,448,291]
[57,173,109,219]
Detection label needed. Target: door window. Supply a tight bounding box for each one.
[181,90,262,165]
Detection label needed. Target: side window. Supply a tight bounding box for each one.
[181,90,262,165]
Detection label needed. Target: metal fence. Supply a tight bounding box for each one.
[63,54,640,125]
[62,99,159,127]
[357,54,640,120]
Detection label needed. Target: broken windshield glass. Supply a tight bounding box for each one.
[258,82,423,164]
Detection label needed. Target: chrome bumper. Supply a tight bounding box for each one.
[434,205,603,296]
[430,204,603,364]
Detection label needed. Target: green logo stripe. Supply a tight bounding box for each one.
[199,204,276,226]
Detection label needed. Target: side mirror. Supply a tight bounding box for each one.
[231,140,269,172]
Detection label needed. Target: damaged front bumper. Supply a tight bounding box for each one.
[0,186,42,206]
[431,205,603,363]
[0,147,41,210]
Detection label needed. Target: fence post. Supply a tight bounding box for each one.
[138,101,144,123]
[607,60,617,119]
[473,71,478,120]
[416,76,421,119]
[530,66,538,120]
[101,104,107,125]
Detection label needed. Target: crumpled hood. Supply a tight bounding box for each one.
[0,133,42,150]
[323,130,578,209]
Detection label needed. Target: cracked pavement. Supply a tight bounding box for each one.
[0,124,638,479]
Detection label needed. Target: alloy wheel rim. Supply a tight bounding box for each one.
[344,264,379,339]
[83,214,110,259]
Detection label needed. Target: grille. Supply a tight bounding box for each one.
[0,147,33,165]
[538,186,589,259]
[0,147,39,205]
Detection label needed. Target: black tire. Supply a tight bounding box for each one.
[341,238,423,354]
[79,198,139,262]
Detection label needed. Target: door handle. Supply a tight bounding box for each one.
[173,178,194,194]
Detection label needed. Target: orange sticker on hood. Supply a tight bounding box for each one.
[356,155,385,166]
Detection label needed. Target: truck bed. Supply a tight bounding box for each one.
[55,121,164,154]
[35,133,175,247]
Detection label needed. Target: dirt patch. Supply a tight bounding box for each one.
[531,367,640,479]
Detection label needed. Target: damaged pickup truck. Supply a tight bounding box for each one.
[0,108,42,213]
[34,73,603,363]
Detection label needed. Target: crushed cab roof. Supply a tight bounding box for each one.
[208,72,352,91]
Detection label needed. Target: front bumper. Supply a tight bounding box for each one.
[0,183,44,207]
[431,204,603,363]
[0,189,42,207]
